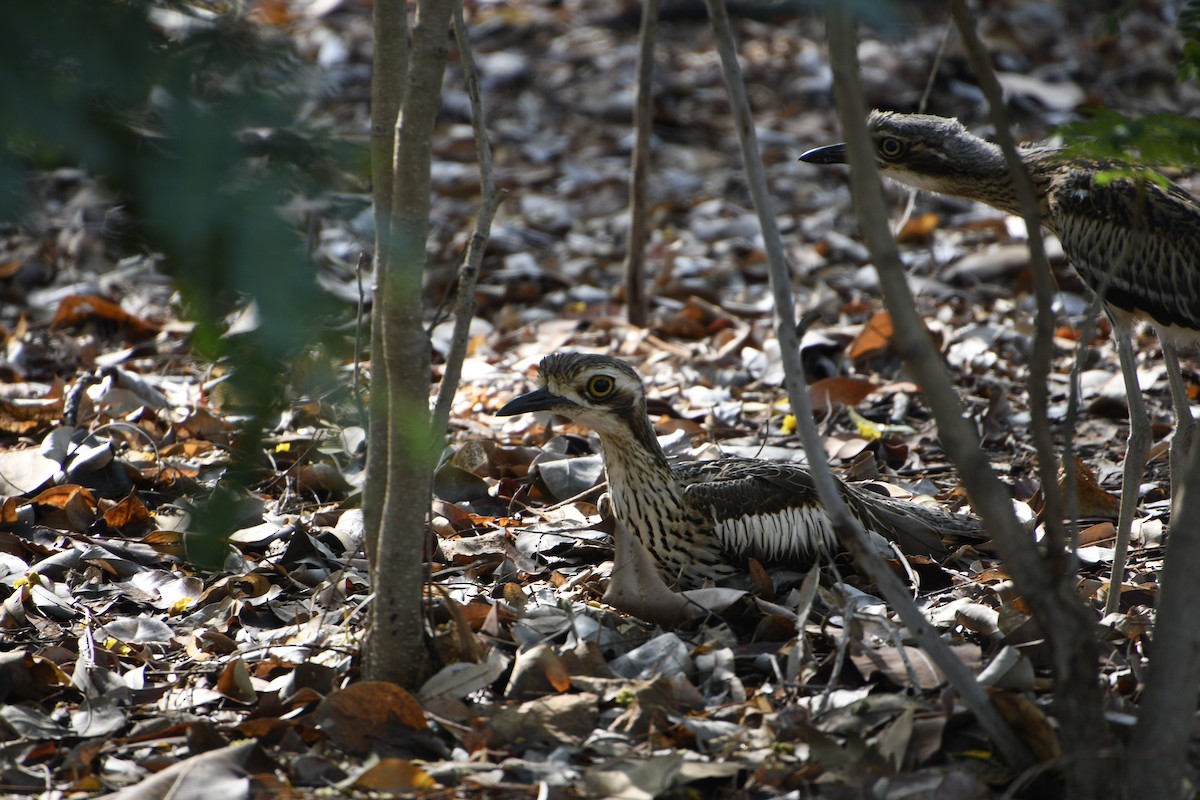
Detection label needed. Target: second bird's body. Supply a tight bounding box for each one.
[801,111,1200,336]
[800,111,1200,611]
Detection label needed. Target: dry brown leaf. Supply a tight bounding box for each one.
[31,485,97,531]
[895,212,940,244]
[748,558,773,600]
[1060,458,1120,518]
[1079,521,1116,547]
[351,758,439,791]
[808,376,879,414]
[248,0,294,26]
[849,311,894,361]
[0,397,63,435]
[989,689,1062,763]
[51,294,160,336]
[505,642,571,699]
[102,493,152,536]
[314,681,427,756]
[216,659,257,705]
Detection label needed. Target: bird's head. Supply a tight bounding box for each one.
[496,353,649,439]
[799,110,1004,195]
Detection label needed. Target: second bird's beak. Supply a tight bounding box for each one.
[496,386,558,416]
[798,143,848,165]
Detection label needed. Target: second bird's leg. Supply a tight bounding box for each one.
[1160,339,1197,497]
[1106,325,1152,615]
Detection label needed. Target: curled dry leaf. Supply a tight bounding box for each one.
[313,681,427,756]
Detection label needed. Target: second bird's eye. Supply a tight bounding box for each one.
[879,137,905,158]
[587,375,615,398]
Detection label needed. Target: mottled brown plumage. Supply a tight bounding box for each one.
[497,352,983,589]
[800,110,1199,609]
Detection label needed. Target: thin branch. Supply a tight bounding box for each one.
[353,250,369,424]
[1128,412,1200,795]
[622,0,661,328]
[703,0,1032,772]
[949,0,1070,574]
[432,0,507,439]
[826,3,1118,787]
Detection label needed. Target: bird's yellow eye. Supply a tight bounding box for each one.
[586,375,615,398]
[879,137,905,158]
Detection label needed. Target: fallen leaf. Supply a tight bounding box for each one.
[849,310,894,361]
[808,376,879,414]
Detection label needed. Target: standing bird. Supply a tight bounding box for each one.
[496,352,984,589]
[799,110,1199,604]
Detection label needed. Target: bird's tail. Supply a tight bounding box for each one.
[853,489,988,557]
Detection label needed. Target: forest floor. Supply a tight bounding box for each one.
[2,0,1199,797]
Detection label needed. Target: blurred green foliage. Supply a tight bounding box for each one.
[1067,0,1200,167]
[1057,109,1200,169]
[0,0,345,561]
[1179,0,1200,82]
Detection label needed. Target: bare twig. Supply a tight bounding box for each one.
[949,0,1070,572]
[1128,431,1200,796]
[826,2,1119,786]
[950,5,1121,791]
[622,0,661,328]
[703,0,1032,772]
[353,250,369,423]
[1062,292,1109,550]
[431,0,507,439]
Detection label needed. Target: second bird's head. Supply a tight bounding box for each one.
[799,110,994,194]
[495,353,646,437]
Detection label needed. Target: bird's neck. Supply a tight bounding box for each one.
[594,415,679,494]
[902,138,1060,218]
[594,409,735,589]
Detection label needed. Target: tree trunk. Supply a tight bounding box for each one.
[364,0,453,688]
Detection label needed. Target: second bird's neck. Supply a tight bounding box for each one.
[900,136,1061,218]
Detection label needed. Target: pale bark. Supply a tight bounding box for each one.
[364,0,408,574]
[1128,426,1200,794]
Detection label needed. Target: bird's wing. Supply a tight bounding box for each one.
[1047,166,1200,333]
[676,459,983,566]
[676,458,839,565]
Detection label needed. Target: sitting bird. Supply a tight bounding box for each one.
[496,352,985,589]
[800,110,1200,608]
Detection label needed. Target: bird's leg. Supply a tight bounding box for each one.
[1106,327,1152,615]
[1161,339,1197,497]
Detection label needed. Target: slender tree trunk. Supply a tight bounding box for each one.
[364,0,453,688]
[365,0,408,575]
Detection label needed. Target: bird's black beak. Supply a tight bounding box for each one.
[496,386,558,416]
[798,143,848,165]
